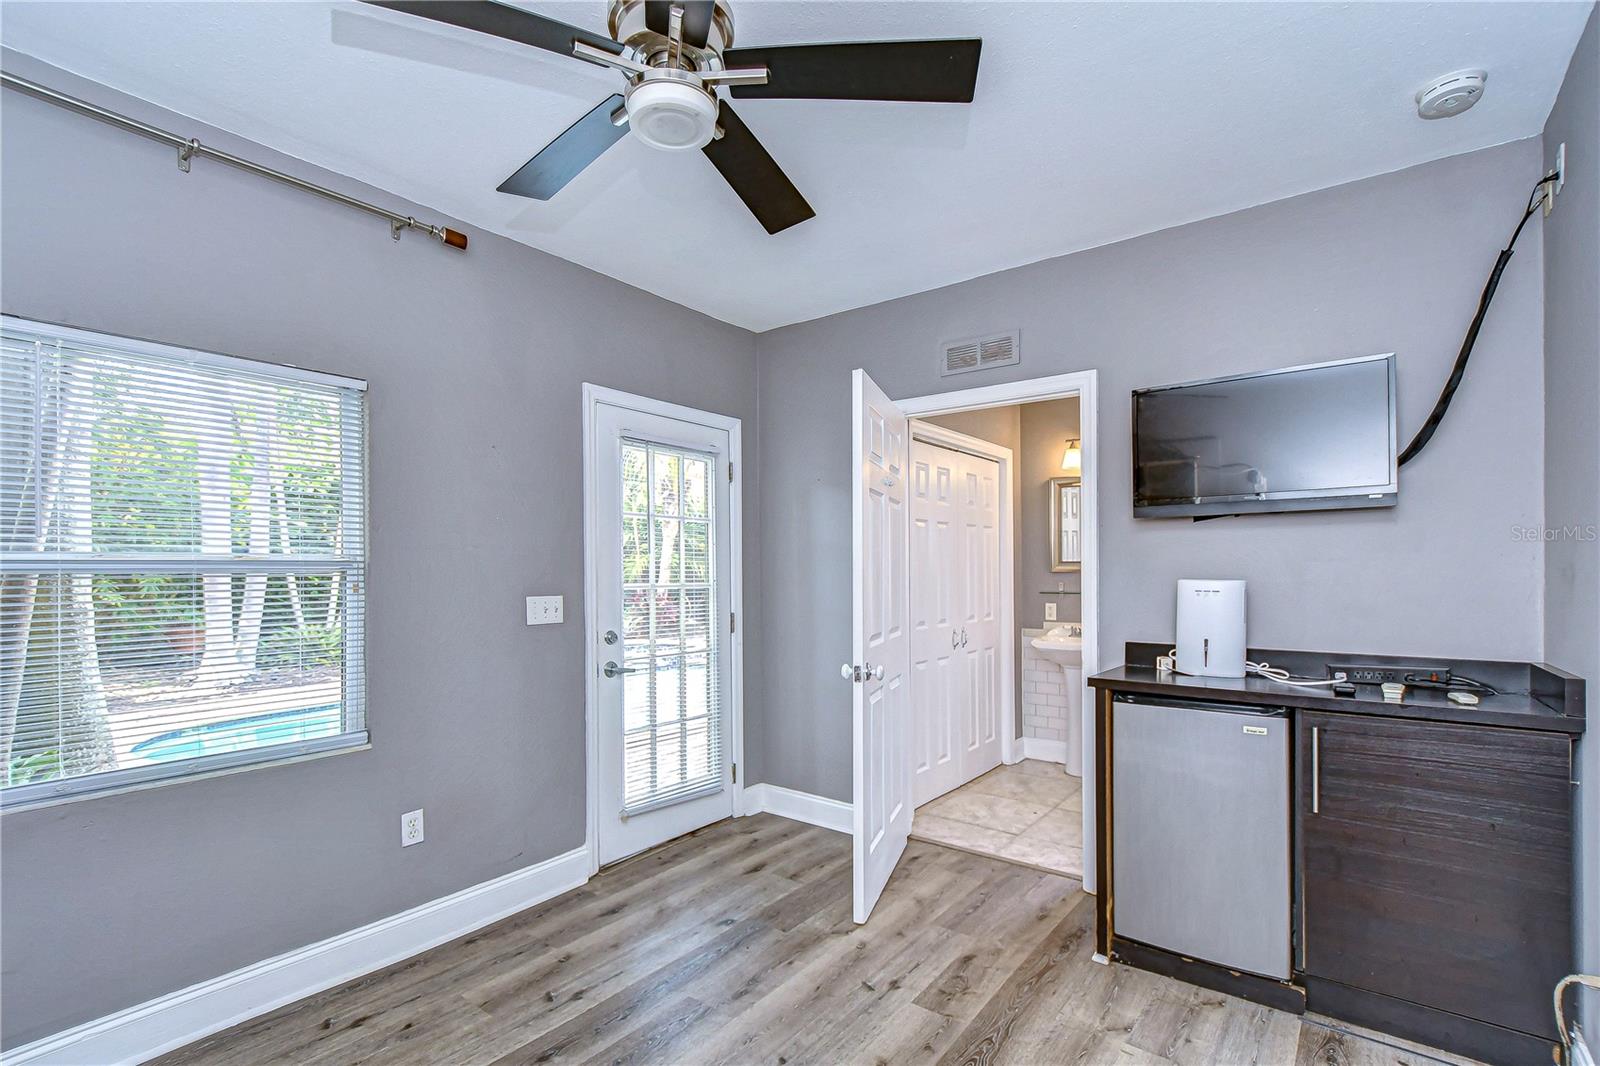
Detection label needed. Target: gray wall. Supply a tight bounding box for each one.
[0,55,758,1049]
[756,137,1549,803]
[1018,398,1082,627]
[1542,3,1600,1035]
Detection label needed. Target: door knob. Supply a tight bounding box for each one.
[603,660,640,678]
[961,629,969,647]
[868,663,885,681]
[951,632,960,649]
[841,663,859,681]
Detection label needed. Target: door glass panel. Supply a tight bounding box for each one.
[620,441,720,813]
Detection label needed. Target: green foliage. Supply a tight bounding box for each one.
[7,749,63,786]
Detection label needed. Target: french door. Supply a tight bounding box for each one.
[588,389,737,866]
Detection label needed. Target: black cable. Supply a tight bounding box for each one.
[1397,172,1560,467]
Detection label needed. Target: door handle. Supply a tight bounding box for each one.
[870,663,884,681]
[1310,725,1320,814]
[961,629,969,648]
[952,631,960,649]
[603,660,640,679]
[841,663,859,681]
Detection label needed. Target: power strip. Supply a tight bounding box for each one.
[1325,662,1452,686]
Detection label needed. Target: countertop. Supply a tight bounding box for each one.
[1089,649,1585,735]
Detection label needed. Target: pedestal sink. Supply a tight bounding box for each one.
[1030,624,1083,667]
[1030,625,1084,775]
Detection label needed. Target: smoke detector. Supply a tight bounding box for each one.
[1416,69,1487,120]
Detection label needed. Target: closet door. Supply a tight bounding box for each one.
[958,452,1003,782]
[909,441,965,806]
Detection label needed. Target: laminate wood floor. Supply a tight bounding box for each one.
[156,815,1477,1066]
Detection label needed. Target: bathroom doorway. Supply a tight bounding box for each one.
[895,371,1099,886]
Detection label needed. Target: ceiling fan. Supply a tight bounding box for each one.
[363,0,982,234]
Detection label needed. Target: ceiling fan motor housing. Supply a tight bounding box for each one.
[625,70,720,151]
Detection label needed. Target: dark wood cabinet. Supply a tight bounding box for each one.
[1296,712,1573,1042]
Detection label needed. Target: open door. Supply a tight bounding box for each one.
[848,369,912,924]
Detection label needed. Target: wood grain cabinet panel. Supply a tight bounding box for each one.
[1297,712,1572,1039]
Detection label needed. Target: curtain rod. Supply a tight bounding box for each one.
[1,70,468,252]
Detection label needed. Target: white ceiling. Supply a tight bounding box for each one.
[2,2,1592,331]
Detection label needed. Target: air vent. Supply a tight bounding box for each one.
[941,330,1019,376]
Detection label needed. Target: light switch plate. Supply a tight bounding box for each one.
[1044,601,1058,622]
[526,595,564,625]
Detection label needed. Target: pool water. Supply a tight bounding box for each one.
[130,703,344,763]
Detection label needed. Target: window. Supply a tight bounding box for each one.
[0,317,367,807]
[620,440,721,813]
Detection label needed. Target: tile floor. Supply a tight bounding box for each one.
[910,759,1084,878]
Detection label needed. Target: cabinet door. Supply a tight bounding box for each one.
[1298,713,1571,1039]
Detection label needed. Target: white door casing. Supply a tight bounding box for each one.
[584,387,740,869]
[895,370,1098,895]
[850,369,912,924]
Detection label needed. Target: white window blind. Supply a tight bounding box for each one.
[620,440,721,814]
[0,317,367,807]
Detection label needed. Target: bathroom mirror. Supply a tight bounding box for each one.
[1050,477,1082,572]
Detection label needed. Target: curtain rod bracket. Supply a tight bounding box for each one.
[177,138,198,173]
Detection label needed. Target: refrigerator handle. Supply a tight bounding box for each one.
[1311,726,1320,814]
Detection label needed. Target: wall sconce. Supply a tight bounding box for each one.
[1060,438,1082,475]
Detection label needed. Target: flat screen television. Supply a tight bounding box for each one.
[1133,354,1398,518]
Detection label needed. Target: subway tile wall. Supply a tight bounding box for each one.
[1020,626,1082,742]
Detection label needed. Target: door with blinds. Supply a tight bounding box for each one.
[589,391,736,866]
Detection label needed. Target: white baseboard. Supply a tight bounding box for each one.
[1019,737,1069,764]
[743,782,852,834]
[7,846,591,1066]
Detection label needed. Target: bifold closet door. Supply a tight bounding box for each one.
[957,453,1003,783]
[910,440,1003,808]
[910,441,964,806]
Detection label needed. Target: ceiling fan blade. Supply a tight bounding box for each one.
[723,39,981,102]
[701,101,814,235]
[360,1,624,62]
[645,1,716,48]
[497,94,629,200]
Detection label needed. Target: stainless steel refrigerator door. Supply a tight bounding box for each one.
[1112,698,1291,980]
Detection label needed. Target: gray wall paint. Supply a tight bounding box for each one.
[0,55,758,1049]
[1542,3,1600,1035]
[756,138,1549,803]
[1018,398,1082,627]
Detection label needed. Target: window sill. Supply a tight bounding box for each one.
[0,735,371,815]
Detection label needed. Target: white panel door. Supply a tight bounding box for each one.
[958,453,1003,781]
[851,369,911,925]
[910,440,963,807]
[593,401,734,865]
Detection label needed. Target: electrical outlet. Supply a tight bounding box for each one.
[1326,662,1451,686]
[525,595,563,626]
[401,808,424,847]
[1546,142,1566,217]
[1044,601,1057,622]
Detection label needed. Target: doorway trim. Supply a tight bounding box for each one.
[893,370,1101,894]
[580,383,746,877]
[907,419,1018,770]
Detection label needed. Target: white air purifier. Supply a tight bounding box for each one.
[1176,579,1247,678]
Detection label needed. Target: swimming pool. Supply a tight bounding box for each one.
[130,703,345,763]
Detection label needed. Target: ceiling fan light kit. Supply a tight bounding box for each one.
[364,0,981,234]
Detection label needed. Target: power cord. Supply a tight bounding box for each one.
[1398,171,1561,466]
[1247,661,1350,688]
[1161,648,1349,688]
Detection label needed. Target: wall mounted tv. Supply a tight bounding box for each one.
[1133,354,1398,518]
